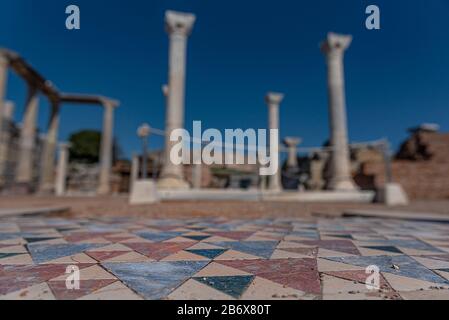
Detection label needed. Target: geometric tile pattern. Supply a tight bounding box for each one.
[1,216,449,300]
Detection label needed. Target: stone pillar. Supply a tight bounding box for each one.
[15,87,39,191]
[38,101,60,193]
[158,11,196,190]
[283,137,301,168]
[55,143,70,196]
[0,54,8,143]
[265,92,284,192]
[130,153,139,192]
[321,32,358,191]
[0,101,14,187]
[192,164,202,189]
[97,99,118,195]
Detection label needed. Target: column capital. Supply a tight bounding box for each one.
[137,123,151,138]
[265,92,284,106]
[99,97,120,108]
[283,137,302,148]
[320,32,352,57]
[165,11,196,37]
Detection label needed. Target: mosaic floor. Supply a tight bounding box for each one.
[1,215,449,300]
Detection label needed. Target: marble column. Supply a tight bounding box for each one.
[265,92,284,192]
[130,153,139,192]
[283,137,301,168]
[158,11,196,190]
[97,99,118,195]
[0,101,14,187]
[15,87,39,190]
[38,101,60,193]
[192,163,202,189]
[55,143,70,196]
[0,54,8,142]
[321,32,357,191]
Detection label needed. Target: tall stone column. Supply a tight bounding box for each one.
[15,87,39,191]
[158,11,196,190]
[283,137,301,168]
[38,101,60,193]
[265,92,284,192]
[97,99,118,195]
[192,162,202,189]
[0,101,14,187]
[130,153,139,192]
[0,54,8,143]
[321,32,357,191]
[55,143,70,196]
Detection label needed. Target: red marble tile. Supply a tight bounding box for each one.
[219,258,321,294]
[86,251,129,262]
[124,243,193,260]
[0,264,94,295]
[48,279,117,300]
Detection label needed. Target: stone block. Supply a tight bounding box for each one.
[129,180,159,205]
[377,183,409,206]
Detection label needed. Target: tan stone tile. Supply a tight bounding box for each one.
[43,252,97,264]
[168,279,234,300]
[322,274,371,295]
[382,273,449,292]
[357,247,402,256]
[317,258,365,272]
[0,245,27,254]
[194,262,251,277]
[318,248,357,258]
[241,277,310,300]
[103,251,153,263]
[277,241,311,249]
[0,253,33,265]
[0,238,26,245]
[161,250,209,262]
[50,265,116,281]
[0,283,55,300]
[399,289,449,300]
[79,281,143,300]
[214,250,261,261]
[270,249,310,259]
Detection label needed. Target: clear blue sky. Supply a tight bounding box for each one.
[1,0,448,158]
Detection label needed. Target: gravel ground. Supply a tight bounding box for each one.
[1,196,449,219]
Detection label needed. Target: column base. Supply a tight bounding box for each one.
[157,177,190,190]
[327,178,359,191]
[377,183,409,206]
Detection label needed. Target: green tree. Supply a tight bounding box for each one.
[68,130,122,164]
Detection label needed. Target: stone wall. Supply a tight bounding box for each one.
[364,130,449,200]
